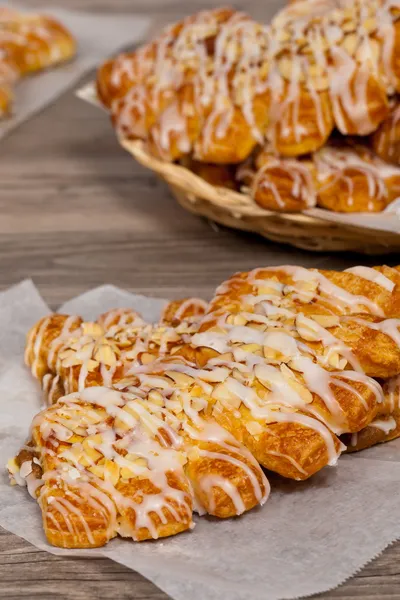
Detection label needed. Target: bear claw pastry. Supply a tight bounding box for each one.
[10,264,400,548]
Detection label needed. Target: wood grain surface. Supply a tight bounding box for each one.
[1,1,400,598]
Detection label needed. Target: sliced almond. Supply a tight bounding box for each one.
[340,32,359,56]
[82,322,104,337]
[148,389,164,406]
[295,314,323,342]
[226,313,248,326]
[245,421,264,436]
[88,464,105,479]
[104,459,120,486]
[310,315,339,328]
[120,465,136,479]
[240,343,262,354]
[325,351,348,370]
[287,378,313,404]
[140,352,156,365]
[94,344,117,366]
[165,371,194,387]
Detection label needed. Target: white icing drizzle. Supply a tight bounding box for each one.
[15,384,268,546]
[369,416,397,434]
[189,264,399,469]
[345,267,396,292]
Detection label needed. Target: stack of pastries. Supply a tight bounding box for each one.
[8,263,400,548]
[96,2,400,214]
[0,7,76,118]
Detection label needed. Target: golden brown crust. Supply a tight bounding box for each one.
[372,99,400,165]
[185,264,400,478]
[268,85,334,157]
[243,139,400,213]
[182,159,238,190]
[11,384,269,548]
[161,298,208,326]
[97,2,400,162]
[0,13,76,76]
[0,10,76,118]
[97,8,270,163]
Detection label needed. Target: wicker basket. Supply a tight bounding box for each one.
[120,139,400,254]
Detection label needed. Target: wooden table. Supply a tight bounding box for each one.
[1,1,400,598]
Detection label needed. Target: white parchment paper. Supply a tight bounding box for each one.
[0,4,151,139]
[1,280,400,600]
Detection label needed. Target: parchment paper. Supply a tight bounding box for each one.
[0,4,151,139]
[1,280,400,600]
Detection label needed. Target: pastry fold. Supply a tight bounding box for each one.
[240,140,400,212]
[372,98,400,166]
[97,8,270,164]
[0,8,76,117]
[97,1,400,162]
[8,385,269,548]
[342,376,400,451]
[25,300,205,405]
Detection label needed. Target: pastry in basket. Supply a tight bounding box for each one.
[241,139,400,212]
[25,299,207,405]
[372,98,400,166]
[180,158,238,190]
[0,7,76,117]
[8,385,269,548]
[265,0,399,156]
[97,8,271,164]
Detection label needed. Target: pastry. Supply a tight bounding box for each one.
[342,376,400,451]
[241,139,400,212]
[11,263,400,549]
[0,8,76,118]
[97,8,271,163]
[22,265,400,485]
[97,1,400,163]
[8,386,269,547]
[180,158,238,190]
[163,265,400,480]
[266,0,395,154]
[372,97,400,165]
[25,300,205,405]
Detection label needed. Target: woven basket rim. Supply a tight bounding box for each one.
[120,138,400,236]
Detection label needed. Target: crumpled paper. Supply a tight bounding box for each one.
[1,280,400,600]
[0,4,151,139]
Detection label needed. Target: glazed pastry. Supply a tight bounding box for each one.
[8,386,269,548]
[161,297,208,325]
[238,149,317,212]
[0,10,76,75]
[25,300,206,405]
[242,139,400,212]
[120,265,400,480]
[372,98,400,165]
[97,8,270,163]
[0,8,76,117]
[343,376,400,451]
[97,1,400,162]
[166,265,400,480]
[23,265,400,483]
[180,158,238,190]
[267,0,394,153]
